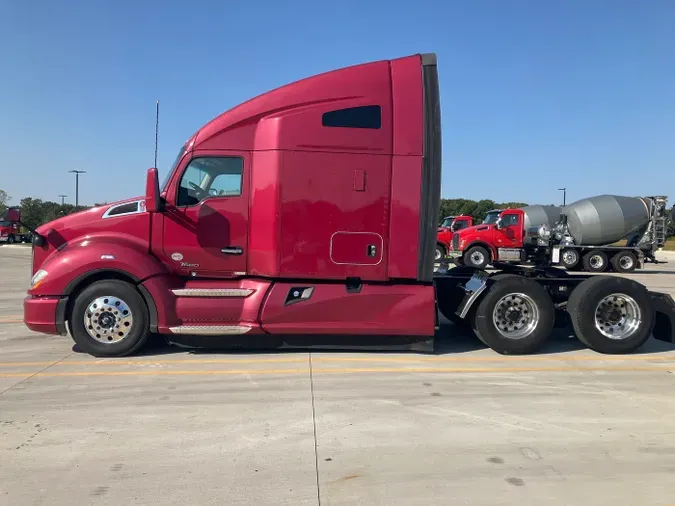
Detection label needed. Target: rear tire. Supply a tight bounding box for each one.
[470,276,556,354]
[582,251,608,273]
[611,251,637,273]
[566,276,653,354]
[69,280,150,357]
[463,245,490,269]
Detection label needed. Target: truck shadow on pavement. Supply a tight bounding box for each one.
[71,323,675,357]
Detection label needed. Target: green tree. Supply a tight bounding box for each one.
[438,198,530,225]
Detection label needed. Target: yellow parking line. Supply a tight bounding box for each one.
[1,353,675,369]
[0,365,672,378]
[0,320,23,324]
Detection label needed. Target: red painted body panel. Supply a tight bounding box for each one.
[260,282,436,336]
[23,296,59,334]
[30,232,166,298]
[388,157,422,279]
[161,149,250,277]
[174,279,270,327]
[193,60,394,153]
[278,151,390,281]
[247,150,281,277]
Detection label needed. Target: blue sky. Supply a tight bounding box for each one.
[1,0,673,207]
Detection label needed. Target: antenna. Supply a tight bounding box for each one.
[154,100,160,168]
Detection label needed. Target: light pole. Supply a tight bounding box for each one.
[558,187,567,207]
[68,170,86,207]
[58,194,67,205]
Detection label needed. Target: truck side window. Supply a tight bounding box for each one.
[177,156,243,207]
[322,105,381,129]
[501,214,519,227]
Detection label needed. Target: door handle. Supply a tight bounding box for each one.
[221,247,243,255]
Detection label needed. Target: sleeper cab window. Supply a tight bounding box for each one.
[177,156,243,207]
[321,105,381,129]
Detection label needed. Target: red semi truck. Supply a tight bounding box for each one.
[0,207,31,244]
[436,215,472,261]
[15,53,675,357]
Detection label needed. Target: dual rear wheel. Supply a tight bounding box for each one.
[443,274,653,355]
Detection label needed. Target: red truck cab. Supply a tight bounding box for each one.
[452,209,525,268]
[436,215,472,261]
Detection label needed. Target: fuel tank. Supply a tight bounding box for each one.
[522,205,562,230]
[563,195,652,246]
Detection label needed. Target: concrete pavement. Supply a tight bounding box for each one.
[2,245,675,505]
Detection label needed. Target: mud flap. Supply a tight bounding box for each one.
[649,292,675,344]
[455,270,490,320]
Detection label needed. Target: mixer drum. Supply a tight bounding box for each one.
[522,205,562,230]
[563,195,651,246]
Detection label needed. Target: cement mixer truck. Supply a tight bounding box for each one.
[452,195,668,273]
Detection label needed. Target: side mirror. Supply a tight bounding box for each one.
[1,207,20,223]
[495,218,503,230]
[145,168,161,213]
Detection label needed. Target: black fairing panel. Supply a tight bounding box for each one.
[418,53,442,283]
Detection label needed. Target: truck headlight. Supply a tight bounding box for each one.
[30,269,48,289]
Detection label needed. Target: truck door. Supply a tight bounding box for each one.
[495,212,522,248]
[162,151,249,277]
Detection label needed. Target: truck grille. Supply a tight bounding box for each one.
[452,234,459,251]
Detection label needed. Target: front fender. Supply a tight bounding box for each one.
[462,241,497,260]
[30,235,168,297]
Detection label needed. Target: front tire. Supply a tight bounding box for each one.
[566,276,653,354]
[463,245,490,269]
[560,249,580,270]
[70,280,150,357]
[470,276,556,354]
[435,244,447,262]
[7,235,15,244]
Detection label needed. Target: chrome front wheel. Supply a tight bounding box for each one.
[83,296,134,344]
[71,280,150,357]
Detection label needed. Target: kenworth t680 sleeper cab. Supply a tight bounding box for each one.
[16,53,675,357]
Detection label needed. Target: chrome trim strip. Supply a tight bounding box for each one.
[101,200,146,219]
[171,288,254,297]
[168,325,252,335]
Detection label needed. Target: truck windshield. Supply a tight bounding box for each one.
[161,145,186,192]
[440,217,454,228]
[483,211,500,225]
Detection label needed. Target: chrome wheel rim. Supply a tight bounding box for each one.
[619,255,634,270]
[589,255,605,269]
[83,296,133,344]
[562,250,578,265]
[492,293,540,339]
[470,251,485,266]
[435,248,443,261]
[594,293,641,340]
